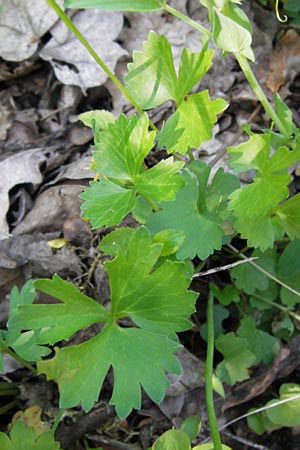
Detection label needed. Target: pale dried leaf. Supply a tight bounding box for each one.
[0,149,46,236]
[0,0,64,61]
[39,10,127,92]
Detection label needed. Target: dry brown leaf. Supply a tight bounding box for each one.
[266,29,300,93]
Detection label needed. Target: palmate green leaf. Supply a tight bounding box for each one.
[17,227,197,417]
[215,332,256,384]
[228,134,300,249]
[237,316,279,365]
[64,0,164,11]
[39,322,181,418]
[80,114,184,228]
[0,281,51,368]
[0,421,61,450]
[81,179,137,228]
[125,31,214,109]
[157,92,227,154]
[147,160,239,260]
[278,239,300,306]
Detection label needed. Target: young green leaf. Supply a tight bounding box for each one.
[157,92,227,154]
[125,31,214,109]
[228,134,300,250]
[215,332,256,384]
[64,0,164,11]
[0,421,61,450]
[179,415,202,442]
[147,160,239,260]
[212,7,254,61]
[0,281,51,369]
[80,114,184,228]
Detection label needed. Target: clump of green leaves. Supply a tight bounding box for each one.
[2,0,300,448]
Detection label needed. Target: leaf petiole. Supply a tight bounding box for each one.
[205,290,223,450]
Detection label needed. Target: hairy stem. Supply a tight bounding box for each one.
[205,290,223,450]
[46,0,158,131]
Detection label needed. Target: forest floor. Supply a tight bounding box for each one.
[1,1,300,449]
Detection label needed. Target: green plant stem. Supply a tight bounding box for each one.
[234,53,289,136]
[140,193,160,212]
[4,348,37,374]
[163,3,212,40]
[205,290,223,450]
[46,0,158,132]
[252,293,300,323]
[52,408,65,434]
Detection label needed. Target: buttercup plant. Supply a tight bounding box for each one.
[1,0,300,448]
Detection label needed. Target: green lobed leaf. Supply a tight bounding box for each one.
[215,332,256,384]
[39,321,182,418]
[274,92,298,137]
[125,31,215,109]
[231,248,277,295]
[2,281,51,363]
[80,113,184,228]
[125,31,177,109]
[81,179,137,228]
[158,91,227,154]
[79,110,115,143]
[0,421,61,450]
[105,227,197,333]
[11,275,109,345]
[237,316,279,365]
[21,227,197,417]
[147,160,239,260]
[64,0,164,11]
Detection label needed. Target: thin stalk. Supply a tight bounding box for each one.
[139,193,160,212]
[205,290,223,450]
[46,0,158,132]
[4,348,37,375]
[187,147,195,162]
[234,53,289,136]
[252,293,300,323]
[228,244,300,299]
[52,408,65,434]
[163,4,212,40]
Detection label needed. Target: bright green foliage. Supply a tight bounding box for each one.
[228,133,300,250]
[80,114,184,228]
[125,31,214,109]
[215,332,256,384]
[237,316,279,365]
[12,227,197,417]
[147,160,239,260]
[248,384,300,434]
[194,445,232,450]
[152,229,186,256]
[0,281,51,370]
[0,421,61,450]
[64,0,164,11]
[158,92,227,154]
